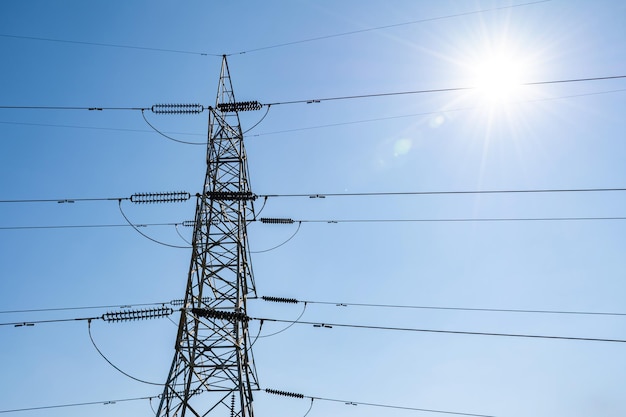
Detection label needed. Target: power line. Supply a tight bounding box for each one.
[0,222,178,230]
[8,310,626,342]
[0,197,127,204]
[259,186,626,198]
[265,75,626,106]
[0,302,170,315]
[0,191,191,204]
[1,186,621,205]
[2,215,625,232]
[2,307,174,327]
[312,394,493,417]
[257,317,626,344]
[265,388,495,417]
[3,295,624,319]
[232,0,551,55]
[2,75,625,113]
[0,33,218,57]
[250,88,626,137]
[263,296,626,318]
[0,395,157,414]
[0,120,203,136]
[0,297,207,315]
[0,105,149,111]
[296,216,626,223]
[0,2,549,60]
[3,88,623,138]
[4,317,97,327]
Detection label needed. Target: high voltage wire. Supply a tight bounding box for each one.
[0,33,218,56]
[1,186,624,205]
[258,186,626,199]
[250,88,626,137]
[0,120,203,136]
[265,389,495,417]
[6,310,625,344]
[264,75,626,106]
[296,216,626,223]
[0,223,178,230]
[0,395,157,414]
[0,301,176,315]
[0,390,493,417]
[4,296,624,318]
[258,317,626,344]
[0,191,191,204]
[0,105,148,111]
[1,75,625,112]
[2,88,624,139]
[0,1,550,60]
[264,297,626,318]
[1,307,173,327]
[231,0,550,55]
[1,216,625,232]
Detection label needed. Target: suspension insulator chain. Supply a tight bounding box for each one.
[130,191,191,204]
[217,101,263,112]
[262,296,299,304]
[102,307,174,322]
[151,103,205,115]
[265,388,305,399]
[259,218,295,224]
[191,308,249,322]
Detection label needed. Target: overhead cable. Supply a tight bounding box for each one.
[2,307,173,327]
[259,186,626,199]
[3,295,624,319]
[2,215,625,232]
[264,388,495,417]
[295,216,626,223]
[257,317,626,344]
[263,296,626,317]
[3,88,624,138]
[0,105,149,111]
[1,2,549,59]
[0,297,208,315]
[250,88,626,137]
[2,75,625,113]
[117,200,190,249]
[231,0,550,55]
[0,191,190,204]
[0,395,157,414]
[265,75,626,106]
[0,33,218,56]
[88,319,165,385]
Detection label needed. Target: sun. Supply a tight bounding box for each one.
[470,50,527,104]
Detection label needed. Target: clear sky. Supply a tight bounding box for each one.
[1,1,625,417]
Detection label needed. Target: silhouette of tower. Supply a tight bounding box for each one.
[157,56,259,417]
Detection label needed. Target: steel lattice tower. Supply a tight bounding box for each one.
[156,56,259,417]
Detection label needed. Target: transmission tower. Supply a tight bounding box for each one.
[156,56,260,417]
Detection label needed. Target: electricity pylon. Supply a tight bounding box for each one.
[156,56,260,417]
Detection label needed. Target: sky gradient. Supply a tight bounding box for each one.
[1,1,625,417]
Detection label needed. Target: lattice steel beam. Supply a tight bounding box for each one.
[156,56,258,417]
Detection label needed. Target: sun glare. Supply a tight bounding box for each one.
[471,52,525,103]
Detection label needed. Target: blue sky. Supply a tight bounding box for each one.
[1,1,625,416]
